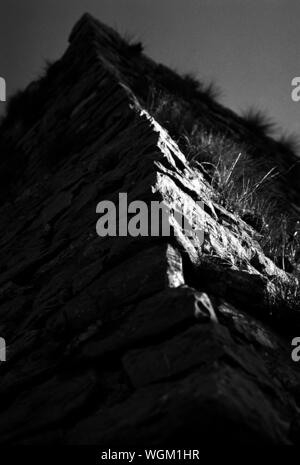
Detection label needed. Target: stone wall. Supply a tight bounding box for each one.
[0,13,299,445]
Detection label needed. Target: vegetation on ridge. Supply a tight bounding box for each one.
[147,85,300,295]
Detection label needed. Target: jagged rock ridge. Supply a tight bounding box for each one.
[0,13,299,445]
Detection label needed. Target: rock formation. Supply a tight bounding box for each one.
[0,13,299,445]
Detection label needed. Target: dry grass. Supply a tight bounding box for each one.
[122,32,144,54]
[267,272,300,311]
[148,88,300,288]
[242,108,277,137]
[276,133,300,156]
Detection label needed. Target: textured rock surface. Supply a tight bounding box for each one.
[0,13,299,445]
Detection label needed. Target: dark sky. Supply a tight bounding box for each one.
[0,0,299,135]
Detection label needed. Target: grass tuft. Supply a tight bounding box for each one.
[242,108,276,137]
[276,133,300,156]
[122,32,144,54]
[200,80,222,101]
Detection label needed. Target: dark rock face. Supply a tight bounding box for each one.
[0,13,299,445]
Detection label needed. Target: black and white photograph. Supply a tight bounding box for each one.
[0,0,300,452]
